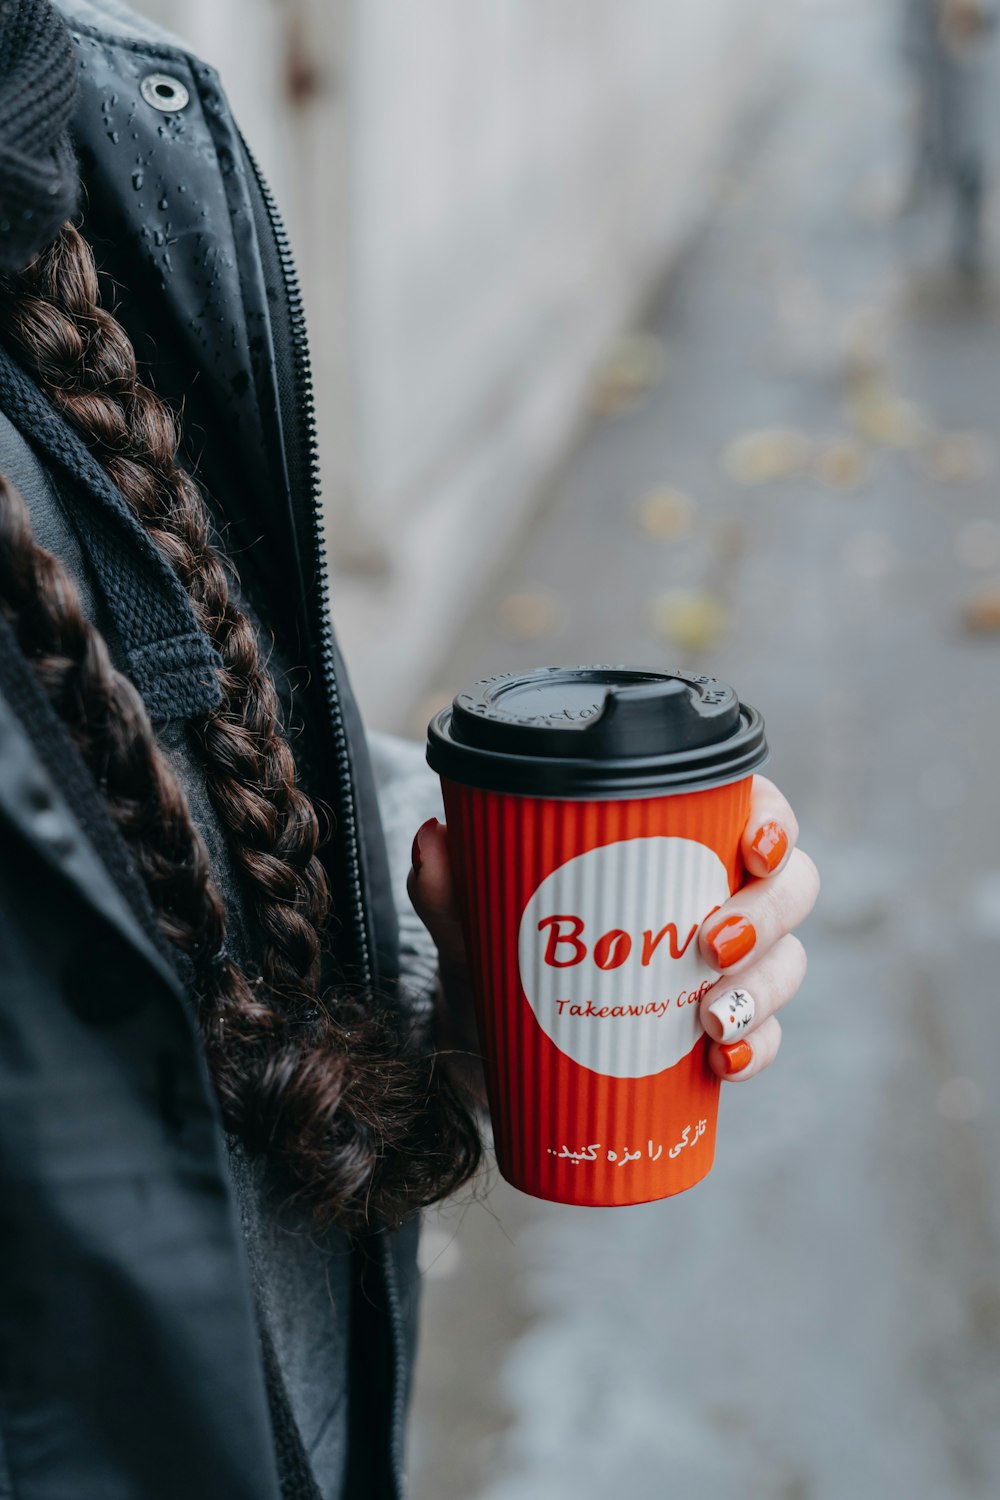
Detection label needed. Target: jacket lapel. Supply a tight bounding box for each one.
[0,347,222,723]
[59,5,301,614]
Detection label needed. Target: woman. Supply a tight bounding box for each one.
[0,2,819,1497]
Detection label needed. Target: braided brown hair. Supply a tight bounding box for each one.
[0,224,481,1230]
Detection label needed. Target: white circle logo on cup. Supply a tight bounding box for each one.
[518,837,730,1079]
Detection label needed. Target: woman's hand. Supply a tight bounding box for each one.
[695,775,819,1081]
[407,774,819,1082]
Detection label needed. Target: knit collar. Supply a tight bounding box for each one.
[0,343,223,722]
[0,0,80,271]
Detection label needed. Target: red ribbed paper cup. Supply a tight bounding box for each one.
[427,668,768,1208]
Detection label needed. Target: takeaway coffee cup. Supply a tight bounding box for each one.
[426,666,768,1207]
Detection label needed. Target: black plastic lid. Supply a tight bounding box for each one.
[427,666,768,798]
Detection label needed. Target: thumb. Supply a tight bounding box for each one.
[406,818,467,971]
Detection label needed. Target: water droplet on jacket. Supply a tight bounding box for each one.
[153,229,166,247]
[132,171,144,191]
[158,196,169,211]
[108,131,120,145]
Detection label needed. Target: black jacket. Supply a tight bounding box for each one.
[0,2,416,1495]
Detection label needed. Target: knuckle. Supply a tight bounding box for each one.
[792,847,821,900]
[784,931,808,980]
[782,848,821,917]
[746,1016,782,1076]
[757,874,788,931]
[752,775,799,839]
[751,773,779,801]
[775,802,800,847]
[754,934,806,1011]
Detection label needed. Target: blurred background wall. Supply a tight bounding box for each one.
[134,0,791,726]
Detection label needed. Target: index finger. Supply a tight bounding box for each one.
[742,774,799,879]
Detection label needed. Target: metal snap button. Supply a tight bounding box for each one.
[140,73,190,113]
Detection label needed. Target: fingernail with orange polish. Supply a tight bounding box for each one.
[411,817,439,875]
[704,914,756,969]
[751,820,788,873]
[719,1039,754,1075]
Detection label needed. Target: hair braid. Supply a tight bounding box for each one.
[2,225,329,1005]
[0,226,481,1228]
[0,472,271,1029]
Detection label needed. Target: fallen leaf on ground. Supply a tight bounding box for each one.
[962,584,1000,634]
[940,0,994,51]
[840,307,890,382]
[721,428,810,485]
[589,333,665,415]
[847,378,924,448]
[647,590,727,652]
[812,438,871,490]
[633,485,695,539]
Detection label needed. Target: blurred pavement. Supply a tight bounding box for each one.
[406,2,1000,1496]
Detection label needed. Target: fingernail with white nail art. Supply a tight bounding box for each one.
[707,988,755,1043]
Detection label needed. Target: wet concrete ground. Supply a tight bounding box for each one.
[405,3,1000,1495]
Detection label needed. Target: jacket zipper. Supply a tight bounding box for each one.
[239,141,374,1000]
[379,1233,411,1496]
[241,138,406,1500]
